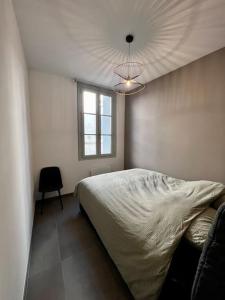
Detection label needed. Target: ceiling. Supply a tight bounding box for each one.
[13,0,225,88]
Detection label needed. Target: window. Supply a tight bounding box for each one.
[77,82,116,160]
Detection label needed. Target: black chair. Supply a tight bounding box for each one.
[39,167,63,214]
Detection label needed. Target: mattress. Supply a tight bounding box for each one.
[75,168,224,300]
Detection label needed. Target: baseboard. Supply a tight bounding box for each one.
[23,203,35,300]
[23,243,32,300]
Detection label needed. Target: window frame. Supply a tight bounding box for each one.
[77,82,117,160]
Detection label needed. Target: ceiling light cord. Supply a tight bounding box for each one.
[128,43,130,62]
[128,43,130,79]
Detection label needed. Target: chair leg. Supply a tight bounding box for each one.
[41,192,45,214]
[58,189,63,210]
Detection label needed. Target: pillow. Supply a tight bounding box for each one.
[185,208,216,249]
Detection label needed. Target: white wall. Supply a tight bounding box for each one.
[29,70,125,199]
[0,1,34,300]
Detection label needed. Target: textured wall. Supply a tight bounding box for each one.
[125,47,225,183]
[0,0,34,299]
[29,70,125,199]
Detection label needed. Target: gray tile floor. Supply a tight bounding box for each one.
[26,195,134,300]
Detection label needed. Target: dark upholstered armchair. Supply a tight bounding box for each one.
[191,203,225,300]
[160,204,225,300]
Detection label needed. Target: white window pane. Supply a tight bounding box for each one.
[83,91,96,113]
[84,114,96,134]
[100,95,111,115]
[101,116,111,134]
[101,135,112,154]
[84,135,96,155]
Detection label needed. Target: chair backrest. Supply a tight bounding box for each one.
[39,167,63,192]
[191,204,225,300]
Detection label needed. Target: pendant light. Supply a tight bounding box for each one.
[113,34,145,95]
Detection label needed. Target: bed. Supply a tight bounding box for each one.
[75,168,225,300]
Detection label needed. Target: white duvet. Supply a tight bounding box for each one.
[75,168,224,300]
